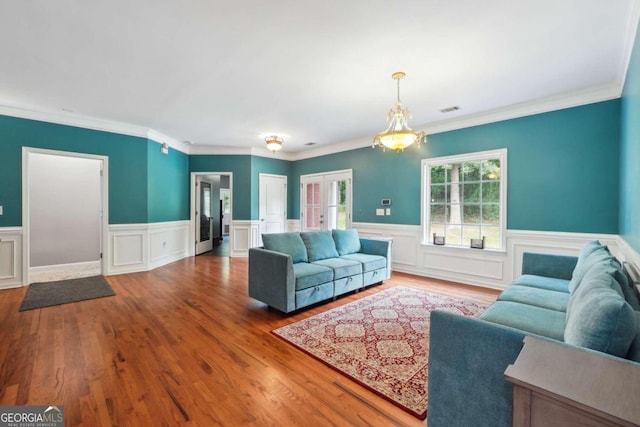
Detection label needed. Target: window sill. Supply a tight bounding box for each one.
[420,242,507,255]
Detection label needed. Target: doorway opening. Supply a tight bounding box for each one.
[191,172,232,257]
[22,147,108,284]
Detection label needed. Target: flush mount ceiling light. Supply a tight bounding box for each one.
[373,71,425,152]
[265,135,283,153]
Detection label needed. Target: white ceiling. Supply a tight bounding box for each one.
[0,0,638,155]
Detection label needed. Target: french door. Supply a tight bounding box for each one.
[301,170,352,232]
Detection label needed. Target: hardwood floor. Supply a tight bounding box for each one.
[0,256,499,426]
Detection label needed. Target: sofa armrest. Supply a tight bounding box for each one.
[522,252,577,280]
[248,247,295,313]
[359,238,392,279]
[428,310,526,427]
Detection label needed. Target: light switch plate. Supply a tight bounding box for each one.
[0,205,3,215]
[376,208,384,216]
[386,208,391,215]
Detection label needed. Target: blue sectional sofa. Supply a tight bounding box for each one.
[248,229,391,313]
[428,241,640,427]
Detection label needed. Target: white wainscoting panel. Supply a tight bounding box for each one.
[353,223,620,290]
[0,228,23,289]
[355,223,420,268]
[231,220,260,257]
[108,221,189,275]
[287,219,301,232]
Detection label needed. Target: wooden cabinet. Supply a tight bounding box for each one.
[504,336,640,427]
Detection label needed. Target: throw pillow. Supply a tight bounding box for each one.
[262,232,308,263]
[332,229,361,255]
[300,231,339,262]
[565,269,637,357]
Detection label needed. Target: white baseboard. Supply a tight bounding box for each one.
[29,260,101,283]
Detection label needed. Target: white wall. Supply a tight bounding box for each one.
[28,153,102,267]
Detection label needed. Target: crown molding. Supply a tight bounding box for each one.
[0,102,190,154]
[0,78,625,161]
[0,102,148,139]
[288,83,622,160]
[620,0,640,91]
[422,83,621,136]
[146,129,189,154]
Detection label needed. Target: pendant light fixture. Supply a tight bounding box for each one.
[373,72,425,152]
[265,135,283,153]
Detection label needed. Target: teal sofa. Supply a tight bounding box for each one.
[248,229,391,313]
[428,241,640,427]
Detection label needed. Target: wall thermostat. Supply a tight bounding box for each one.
[381,199,391,206]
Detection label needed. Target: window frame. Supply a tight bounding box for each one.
[421,148,508,251]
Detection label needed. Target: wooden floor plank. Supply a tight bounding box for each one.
[0,256,499,426]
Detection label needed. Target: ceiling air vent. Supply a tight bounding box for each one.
[440,106,460,113]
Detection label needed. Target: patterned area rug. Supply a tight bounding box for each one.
[272,286,488,419]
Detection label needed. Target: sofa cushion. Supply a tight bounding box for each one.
[566,264,625,319]
[312,257,362,280]
[497,285,569,312]
[568,241,613,294]
[568,242,633,293]
[512,274,570,294]
[301,231,339,262]
[478,301,565,341]
[332,229,361,255]
[262,232,308,263]
[565,268,637,357]
[340,253,387,273]
[622,269,640,311]
[625,312,640,363]
[292,262,333,291]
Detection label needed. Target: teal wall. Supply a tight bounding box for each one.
[0,115,189,226]
[620,23,640,252]
[189,154,292,220]
[147,140,190,223]
[0,115,148,225]
[0,92,624,236]
[292,100,621,233]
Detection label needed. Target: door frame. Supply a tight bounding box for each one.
[195,178,214,255]
[22,147,109,285]
[300,169,352,232]
[258,173,287,242]
[189,172,233,257]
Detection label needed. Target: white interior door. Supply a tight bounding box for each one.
[195,178,213,255]
[301,170,352,232]
[259,174,287,241]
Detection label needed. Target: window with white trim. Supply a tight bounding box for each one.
[422,149,507,250]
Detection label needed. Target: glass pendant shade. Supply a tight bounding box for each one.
[265,135,283,153]
[373,72,425,152]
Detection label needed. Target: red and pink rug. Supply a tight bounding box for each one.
[272,286,489,419]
